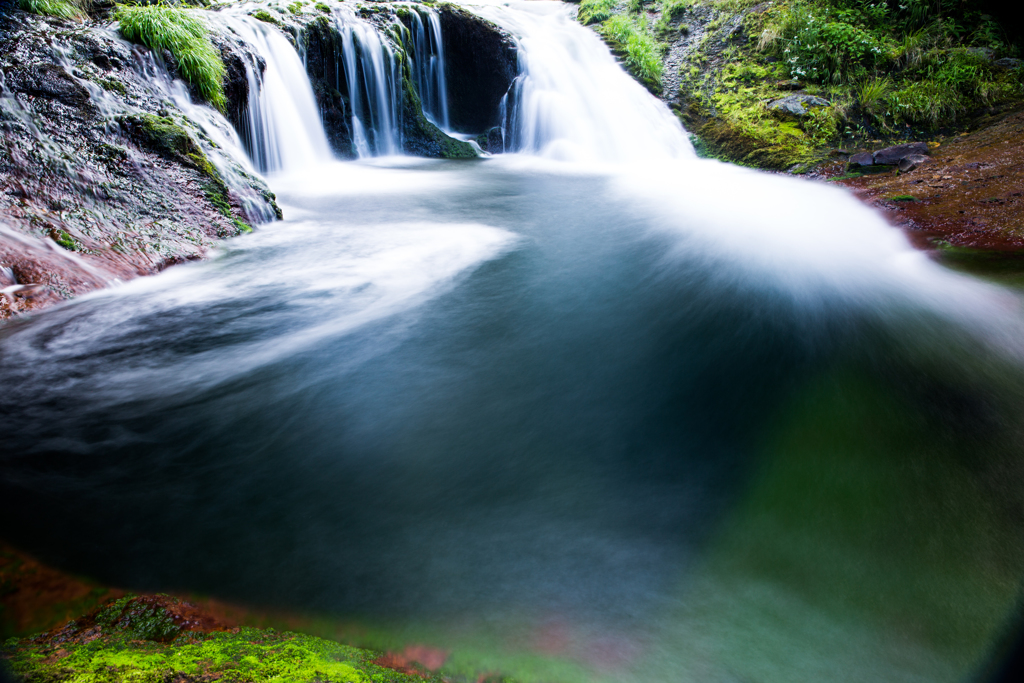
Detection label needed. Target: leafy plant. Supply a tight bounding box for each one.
[115,4,226,111]
[855,76,891,117]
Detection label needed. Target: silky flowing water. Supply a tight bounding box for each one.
[2,3,1024,682]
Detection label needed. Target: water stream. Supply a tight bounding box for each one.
[2,2,1024,682]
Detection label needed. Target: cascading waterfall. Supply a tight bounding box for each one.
[468,0,692,162]
[326,6,403,157]
[214,13,332,173]
[404,6,451,131]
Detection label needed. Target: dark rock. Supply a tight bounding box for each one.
[995,58,1023,70]
[301,14,355,157]
[486,126,504,154]
[898,154,932,173]
[847,152,874,168]
[767,94,829,120]
[775,80,803,91]
[212,32,264,136]
[873,142,930,166]
[400,77,476,159]
[967,47,995,61]
[5,63,90,107]
[437,6,518,134]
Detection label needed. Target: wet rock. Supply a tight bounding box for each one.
[486,126,504,154]
[213,31,264,136]
[400,77,476,159]
[873,142,930,166]
[5,63,91,107]
[767,94,830,120]
[995,58,1023,70]
[775,80,803,91]
[898,154,932,173]
[967,47,995,61]
[847,151,874,168]
[437,6,518,134]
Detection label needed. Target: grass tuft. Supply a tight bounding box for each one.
[599,14,664,92]
[115,4,226,112]
[577,0,615,26]
[18,0,88,21]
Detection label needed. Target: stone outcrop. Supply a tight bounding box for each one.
[767,94,830,120]
[437,5,518,134]
[0,10,279,319]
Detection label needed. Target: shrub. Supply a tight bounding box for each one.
[855,76,892,118]
[115,4,226,111]
[18,0,88,21]
[578,0,615,26]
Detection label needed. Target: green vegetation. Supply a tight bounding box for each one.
[18,0,88,21]
[599,14,665,92]
[2,596,447,683]
[316,2,331,13]
[115,4,226,111]
[251,8,285,27]
[576,1,1024,169]
[578,0,616,26]
[890,194,917,201]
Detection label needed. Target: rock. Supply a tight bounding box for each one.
[873,142,930,166]
[767,94,830,120]
[5,63,91,107]
[775,80,803,91]
[486,126,504,153]
[437,6,518,133]
[967,47,995,61]
[898,154,932,173]
[995,58,1023,70]
[847,152,874,168]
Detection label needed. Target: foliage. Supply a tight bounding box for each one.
[18,0,87,21]
[577,0,615,26]
[115,4,226,111]
[599,14,665,91]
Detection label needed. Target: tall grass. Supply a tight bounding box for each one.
[19,0,88,21]
[116,4,226,111]
[577,0,616,26]
[600,15,664,91]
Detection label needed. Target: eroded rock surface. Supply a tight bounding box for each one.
[0,10,279,320]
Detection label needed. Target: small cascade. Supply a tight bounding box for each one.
[469,0,692,163]
[215,14,332,174]
[404,6,450,131]
[326,7,403,157]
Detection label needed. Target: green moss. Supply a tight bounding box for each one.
[287,1,306,15]
[1,614,449,683]
[50,229,77,250]
[577,0,615,26]
[18,0,86,21]
[315,2,331,13]
[125,113,202,160]
[251,8,284,28]
[115,5,226,112]
[97,76,127,96]
[890,194,917,201]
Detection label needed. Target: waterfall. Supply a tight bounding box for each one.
[404,6,451,131]
[214,13,332,173]
[325,6,403,157]
[467,0,693,163]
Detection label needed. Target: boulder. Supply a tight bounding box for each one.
[847,151,874,168]
[995,58,1023,70]
[898,154,932,173]
[767,94,830,120]
[873,142,929,166]
[775,80,803,91]
[967,47,995,61]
